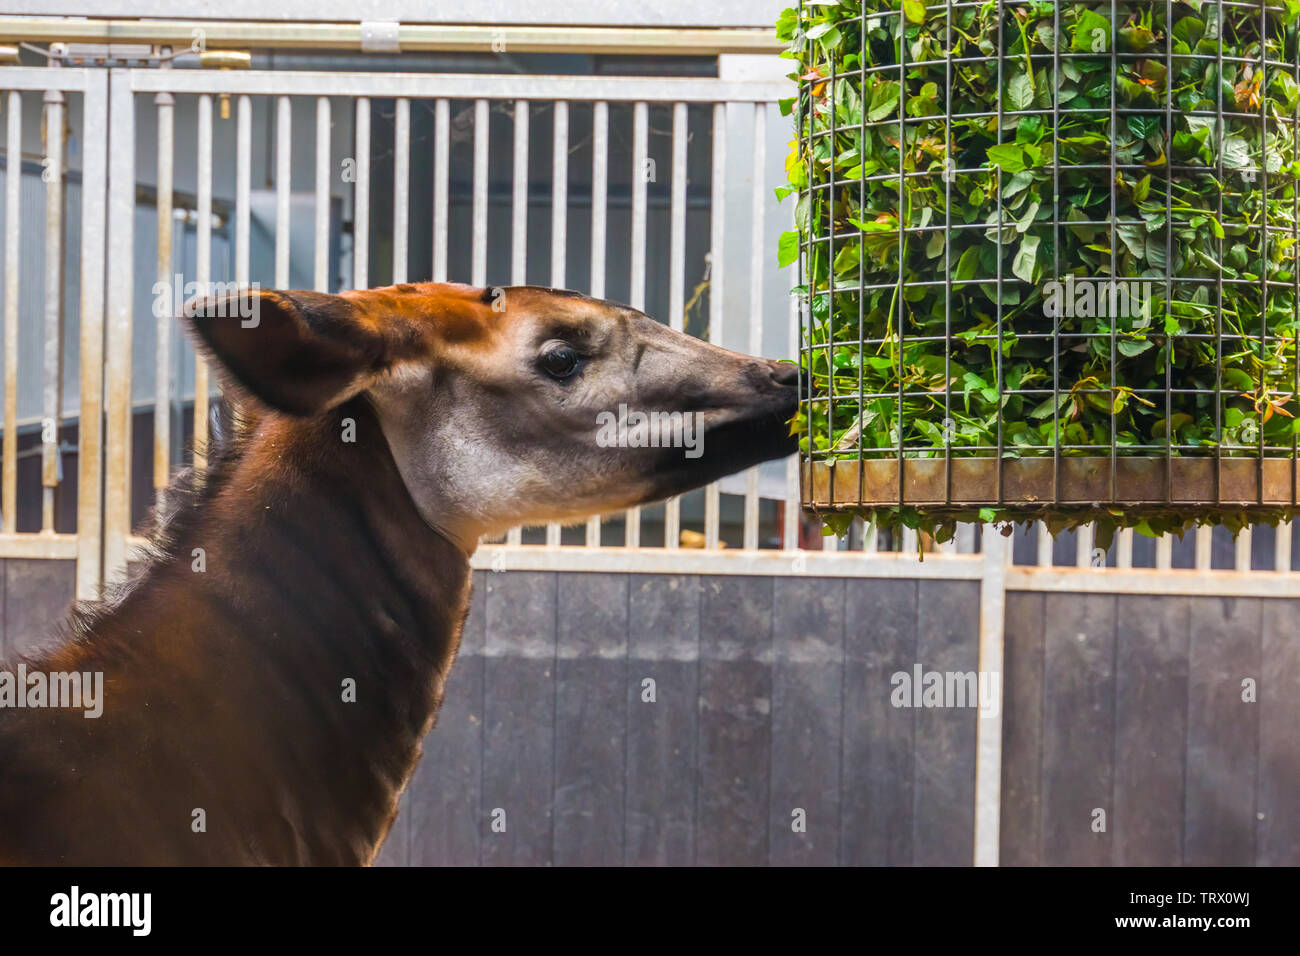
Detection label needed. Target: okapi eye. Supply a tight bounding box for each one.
[539,344,582,381]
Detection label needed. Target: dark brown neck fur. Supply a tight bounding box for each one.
[0,399,471,864]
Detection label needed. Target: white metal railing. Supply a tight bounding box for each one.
[2,59,1299,599]
[113,67,799,575]
[0,67,108,599]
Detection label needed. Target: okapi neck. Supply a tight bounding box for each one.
[24,400,471,864]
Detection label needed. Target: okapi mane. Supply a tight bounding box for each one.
[33,400,259,664]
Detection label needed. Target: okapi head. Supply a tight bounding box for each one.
[188,282,798,550]
[0,282,798,866]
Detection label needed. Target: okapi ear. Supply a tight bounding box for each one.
[185,288,400,416]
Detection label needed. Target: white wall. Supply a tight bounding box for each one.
[5,0,790,28]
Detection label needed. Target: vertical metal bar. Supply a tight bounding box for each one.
[1257,0,1268,502]
[314,96,330,291]
[235,94,251,293]
[511,100,529,287]
[586,101,608,547]
[705,102,726,550]
[1051,0,1061,503]
[104,69,135,581]
[433,98,450,282]
[590,103,609,302]
[504,100,529,551]
[785,281,800,551]
[1195,525,1212,571]
[471,99,489,288]
[547,101,571,549]
[1213,0,1225,506]
[954,523,975,555]
[1075,521,1094,569]
[1116,527,1133,570]
[194,93,213,471]
[1235,527,1252,572]
[153,88,174,517]
[743,103,766,551]
[275,95,291,288]
[798,0,813,528]
[1289,0,1300,520]
[41,88,67,534]
[942,0,953,507]
[392,97,409,284]
[1164,0,1175,504]
[861,513,878,552]
[353,96,370,289]
[827,41,838,510]
[973,525,1008,867]
[629,101,647,310]
[552,101,569,291]
[77,73,108,599]
[1292,3,1299,515]
[3,91,21,534]
[1275,521,1292,573]
[1155,534,1173,570]
[665,101,688,550]
[627,100,647,550]
[992,0,1003,505]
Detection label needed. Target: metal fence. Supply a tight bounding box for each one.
[4,56,1298,591]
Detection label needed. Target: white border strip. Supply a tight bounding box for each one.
[127,69,788,103]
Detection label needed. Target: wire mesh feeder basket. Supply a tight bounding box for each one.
[781,0,1300,544]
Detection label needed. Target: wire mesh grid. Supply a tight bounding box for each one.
[790,0,1300,524]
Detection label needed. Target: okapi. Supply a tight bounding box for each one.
[0,283,798,865]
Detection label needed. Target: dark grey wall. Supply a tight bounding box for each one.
[375,571,980,866]
[0,559,78,660]
[4,562,1297,865]
[1001,592,1300,866]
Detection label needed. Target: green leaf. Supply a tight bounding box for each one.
[1173,15,1205,48]
[986,143,1027,173]
[1006,72,1035,111]
[1118,338,1154,357]
[925,229,946,258]
[1015,201,1040,233]
[867,81,901,122]
[954,246,982,283]
[1116,222,1147,259]
[903,0,927,25]
[777,230,800,268]
[1223,368,1255,390]
[1221,136,1251,169]
[1012,234,1040,283]
[1072,9,1111,53]
[1127,115,1160,140]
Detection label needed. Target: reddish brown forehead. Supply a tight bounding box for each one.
[337,282,609,357]
[340,282,495,351]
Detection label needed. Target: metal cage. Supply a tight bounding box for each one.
[791,0,1300,525]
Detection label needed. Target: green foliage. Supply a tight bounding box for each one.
[779,0,1300,536]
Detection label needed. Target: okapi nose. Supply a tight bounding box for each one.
[771,361,800,389]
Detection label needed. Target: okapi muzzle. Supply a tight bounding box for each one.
[0,282,797,865]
